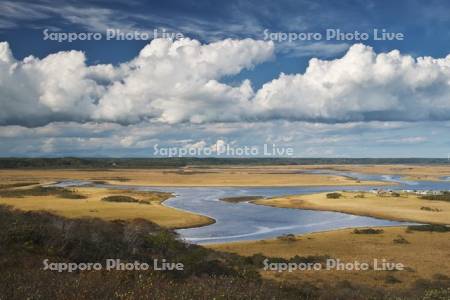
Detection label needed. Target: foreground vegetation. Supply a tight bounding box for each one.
[0,205,288,299]
[1,206,449,299]
[210,226,450,298]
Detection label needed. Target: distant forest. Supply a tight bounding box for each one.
[0,157,448,169]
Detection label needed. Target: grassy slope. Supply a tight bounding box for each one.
[0,205,313,300]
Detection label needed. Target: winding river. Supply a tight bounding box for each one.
[55,171,450,244]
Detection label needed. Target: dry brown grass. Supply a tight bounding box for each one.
[0,187,213,229]
[0,167,387,187]
[209,226,450,291]
[299,164,450,181]
[254,191,450,225]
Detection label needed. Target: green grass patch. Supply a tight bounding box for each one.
[407,224,450,232]
[101,193,173,204]
[353,228,384,234]
[220,196,264,203]
[326,192,342,199]
[420,206,442,212]
[101,195,141,203]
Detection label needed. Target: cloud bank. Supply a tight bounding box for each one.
[0,39,449,127]
[255,44,450,122]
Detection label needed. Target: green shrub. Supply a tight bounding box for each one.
[220,196,263,203]
[420,206,442,212]
[407,224,450,232]
[422,288,450,300]
[353,228,384,234]
[432,273,449,281]
[420,192,450,202]
[101,195,158,205]
[277,233,296,242]
[326,192,342,199]
[385,275,402,284]
[101,195,140,203]
[393,235,409,244]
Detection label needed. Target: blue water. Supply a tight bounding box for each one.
[53,171,450,244]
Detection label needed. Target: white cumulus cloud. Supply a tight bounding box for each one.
[0,38,274,126]
[254,44,450,122]
[1,41,450,127]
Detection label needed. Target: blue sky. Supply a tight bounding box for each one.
[0,0,449,157]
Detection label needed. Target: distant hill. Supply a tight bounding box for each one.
[0,157,448,168]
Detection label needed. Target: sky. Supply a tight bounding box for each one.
[0,0,450,158]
